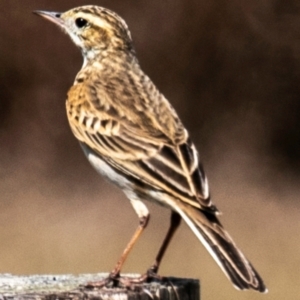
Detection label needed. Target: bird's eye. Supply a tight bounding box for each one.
[75,18,88,28]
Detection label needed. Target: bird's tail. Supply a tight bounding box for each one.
[172,200,267,292]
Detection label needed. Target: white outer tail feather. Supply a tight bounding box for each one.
[163,196,267,292]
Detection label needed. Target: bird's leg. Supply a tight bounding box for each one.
[86,199,150,288]
[148,211,181,275]
[131,211,181,284]
[110,213,149,278]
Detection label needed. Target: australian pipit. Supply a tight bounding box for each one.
[34,6,267,292]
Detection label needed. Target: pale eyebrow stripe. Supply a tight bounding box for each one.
[72,9,112,30]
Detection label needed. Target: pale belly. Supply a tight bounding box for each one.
[80,142,132,189]
[80,142,172,209]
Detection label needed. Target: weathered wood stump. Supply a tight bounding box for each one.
[0,273,200,300]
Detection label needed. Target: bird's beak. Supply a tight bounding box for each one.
[33,10,64,28]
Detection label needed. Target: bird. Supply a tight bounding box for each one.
[34,5,267,292]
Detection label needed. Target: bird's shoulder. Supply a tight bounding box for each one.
[67,60,187,145]
[66,62,213,209]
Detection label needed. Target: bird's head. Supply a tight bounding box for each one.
[34,6,134,61]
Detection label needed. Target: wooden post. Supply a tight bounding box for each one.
[0,273,200,300]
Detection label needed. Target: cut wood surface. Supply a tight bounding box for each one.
[0,273,200,300]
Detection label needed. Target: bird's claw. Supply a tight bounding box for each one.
[83,268,162,290]
[84,272,121,289]
[122,267,162,286]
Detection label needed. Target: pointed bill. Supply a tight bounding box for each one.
[33,10,64,28]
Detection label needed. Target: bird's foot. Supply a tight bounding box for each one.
[83,267,163,290]
[130,266,161,284]
[84,272,121,289]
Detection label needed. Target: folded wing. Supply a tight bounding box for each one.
[66,76,213,210]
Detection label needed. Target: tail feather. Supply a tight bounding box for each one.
[172,200,267,292]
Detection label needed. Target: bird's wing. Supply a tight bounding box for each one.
[66,71,212,210]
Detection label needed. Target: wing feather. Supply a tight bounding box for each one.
[66,70,213,210]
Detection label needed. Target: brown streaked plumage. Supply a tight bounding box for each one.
[34,6,267,292]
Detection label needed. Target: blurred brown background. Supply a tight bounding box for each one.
[0,0,299,299]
